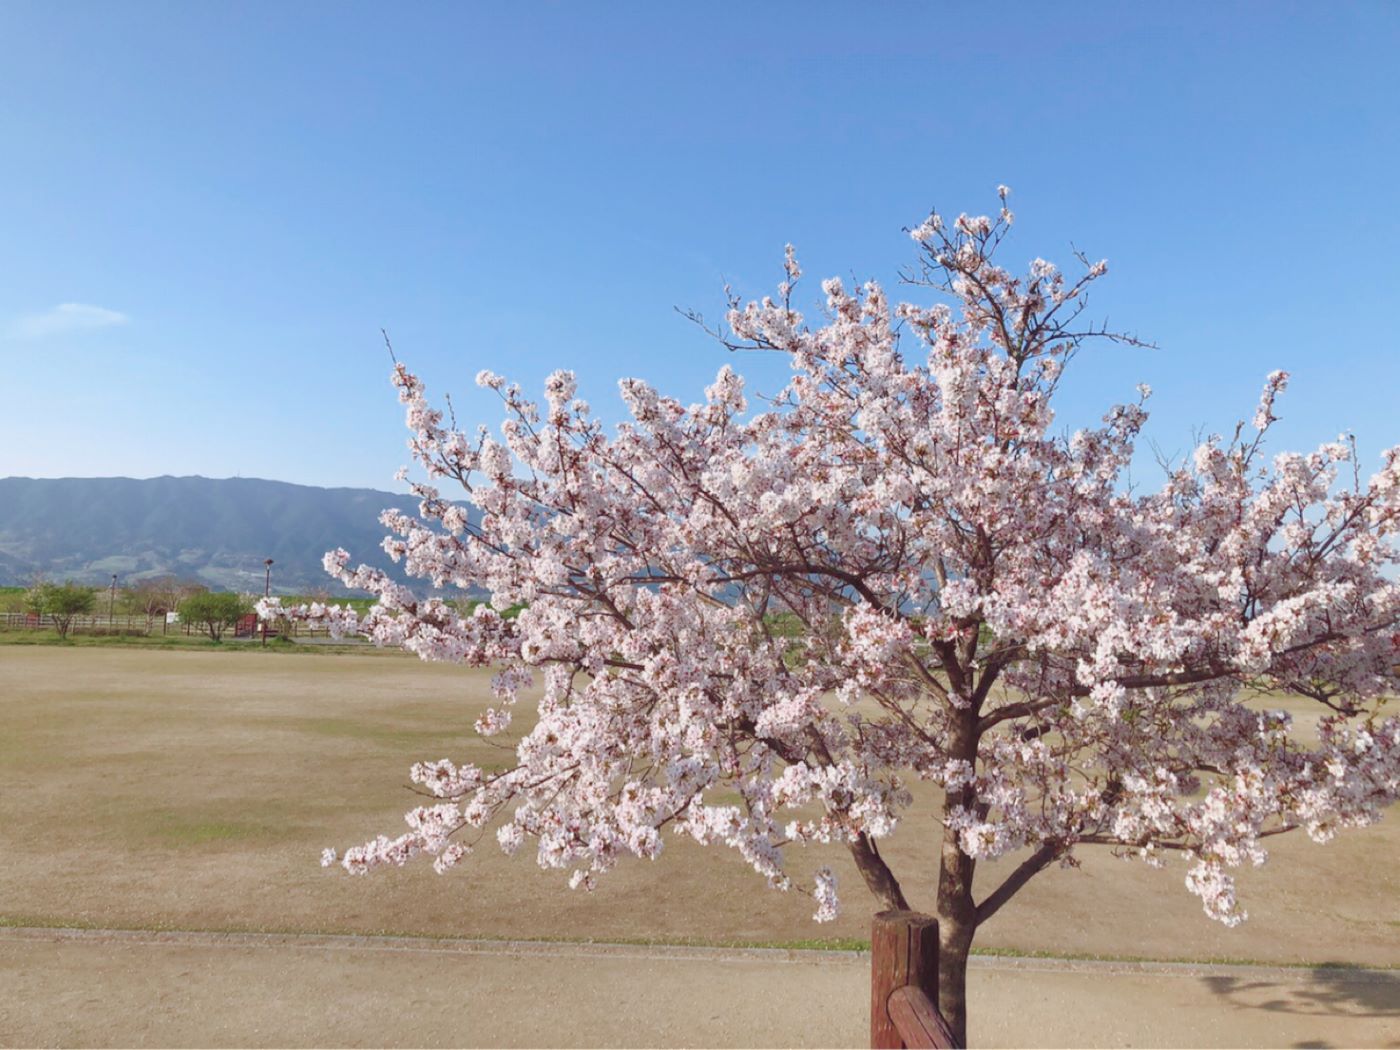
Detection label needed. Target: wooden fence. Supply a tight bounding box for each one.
[871,911,958,1049]
[0,612,161,634]
[0,612,341,639]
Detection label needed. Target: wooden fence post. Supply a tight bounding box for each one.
[871,910,939,1048]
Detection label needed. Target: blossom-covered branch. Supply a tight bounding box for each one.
[271,190,1400,1043]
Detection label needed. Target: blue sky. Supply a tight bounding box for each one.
[1,2,1396,492]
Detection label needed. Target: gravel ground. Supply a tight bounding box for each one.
[2,927,1397,1048]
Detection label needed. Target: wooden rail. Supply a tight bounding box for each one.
[871,910,958,1049]
[0,612,340,639]
[887,986,958,1049]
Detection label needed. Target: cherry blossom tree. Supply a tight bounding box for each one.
[263,190,1400,1045]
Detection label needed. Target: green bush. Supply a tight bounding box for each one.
[178,591,251,642]
[24,581,98,639]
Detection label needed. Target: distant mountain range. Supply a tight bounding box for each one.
[0,475,442,593]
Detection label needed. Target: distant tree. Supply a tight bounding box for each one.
[179,590,251,642]
[25,581,98,639]
[116,587,142,615]
[123,576,201,629]
[160,578,202,615]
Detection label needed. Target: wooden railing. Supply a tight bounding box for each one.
[871,910,959,1049]
[0,611,346,639]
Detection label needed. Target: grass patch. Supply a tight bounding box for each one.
[0,916,1394,971]
[152,819,284,847]
[100,801,304,850]
[0,913,874,950]
[272,715,472,749]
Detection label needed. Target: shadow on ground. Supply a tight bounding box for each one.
[1201,963,1400,1048]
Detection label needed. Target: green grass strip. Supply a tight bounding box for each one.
[2,914,1393,970]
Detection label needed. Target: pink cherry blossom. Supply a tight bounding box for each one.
[268,189,1400,1043]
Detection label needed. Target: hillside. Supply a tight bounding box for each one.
[0,475,442,593]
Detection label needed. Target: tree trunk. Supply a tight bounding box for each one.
[934,703,980,1047]
[936,924,974,1046]
[935,822,977,1048]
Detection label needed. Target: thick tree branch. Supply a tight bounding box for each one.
[848,833,911,911]
[974,840,1063,926]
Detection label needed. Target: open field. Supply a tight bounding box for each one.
[3,646,1397,961]
[1,646,1397,1045]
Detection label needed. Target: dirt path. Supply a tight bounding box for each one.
[2,927,1396,1048]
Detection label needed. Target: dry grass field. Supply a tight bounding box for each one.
[3,646,1396,963]
[2,646,1397,1047]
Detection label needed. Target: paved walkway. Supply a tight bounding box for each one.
[1,927,1396,1047]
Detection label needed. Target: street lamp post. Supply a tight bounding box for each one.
[262,559,273,646]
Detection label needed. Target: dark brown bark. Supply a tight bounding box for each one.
[934,819,976,1048]
[974,840,1061,926]
[849,832,911,911]
[935,710,979,1048]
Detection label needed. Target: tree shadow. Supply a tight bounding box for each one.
[1201,963,1400,1024]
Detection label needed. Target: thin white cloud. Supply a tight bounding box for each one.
[9,303,130,339]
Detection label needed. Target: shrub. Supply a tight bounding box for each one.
[178,590,251,642]
[24,581,98,639]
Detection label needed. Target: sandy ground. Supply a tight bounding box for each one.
[2,927,1396,1048]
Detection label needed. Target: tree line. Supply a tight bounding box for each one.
[7,578,254,641]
